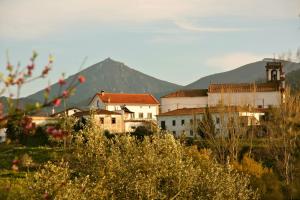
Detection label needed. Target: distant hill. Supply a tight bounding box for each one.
[1,58,182,113]
[1,58,300,115]
[186,59,300,89]
[286,68,300,93]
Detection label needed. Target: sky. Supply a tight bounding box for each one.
[0,0,299,97]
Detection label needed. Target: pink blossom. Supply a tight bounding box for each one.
[58,79,66,86]
[78,75,86,83]
[53,99,61,107]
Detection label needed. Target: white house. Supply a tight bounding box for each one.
[157,107,265,138]
[160,89,208,113]
[89,91,160,132]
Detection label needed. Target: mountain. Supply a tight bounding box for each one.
[186,59,300,89]
[7,58,182,112]
[1,58,300,114]
[286,68,300,93]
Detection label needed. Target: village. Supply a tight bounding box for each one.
[0,60,284,143]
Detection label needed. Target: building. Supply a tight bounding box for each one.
[89,91,160,132]
[207,82,282,108]
[51,107,82,117]
[160,89,208,113]
[157,107,265,138]
[160,61,285,112]
[30,116,58,126]
[73,109,124,133]
[0,128,6,143]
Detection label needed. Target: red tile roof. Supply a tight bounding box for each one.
[161,89,208,98]
[158,107,266,116]
[96,93,160,105]
[208,82,280,93]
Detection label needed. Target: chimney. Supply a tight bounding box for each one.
[100,90,105,96]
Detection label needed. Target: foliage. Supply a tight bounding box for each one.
[264,90,300,186]
[197,106,247,164]
[232,154,271,178]
[233,154,284,199]
[130,125,153,139]
[11,127,258,200]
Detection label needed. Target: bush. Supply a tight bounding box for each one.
[16,126,258,199]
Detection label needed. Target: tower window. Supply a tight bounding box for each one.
[271,70,277,81]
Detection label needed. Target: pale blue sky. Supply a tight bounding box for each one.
[0,0,299,97]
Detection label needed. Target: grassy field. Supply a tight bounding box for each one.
[0,144,65,180]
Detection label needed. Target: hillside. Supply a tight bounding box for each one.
[286,68,300,93]
[186,59,300,89]
[1,58,181,113]
[1,58,300,114]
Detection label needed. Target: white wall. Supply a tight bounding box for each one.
[157,111,263,138]
[158,114,204,137]
[90,96,159,120]
[0,128,6,143]
[107,104,159,120]
[208,91,281,108]
[160,97,208,113]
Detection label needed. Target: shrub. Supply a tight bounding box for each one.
[17,127,258,199]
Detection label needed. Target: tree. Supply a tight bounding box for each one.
[265,89,300,187]
[15,130,258,199]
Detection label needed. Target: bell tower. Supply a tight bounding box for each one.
[265,61,283,82]
[265,61,285,101]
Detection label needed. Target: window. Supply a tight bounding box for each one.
[112,118,116,124]
[172,131,176,135]
[100,117,104,124]
[190,130,193,136]
[161,121,166,130]
[181,119,185,125]
[139,113,144,119]
[172,120,176,126]
[147,113,152,119]
[216,117,220,124]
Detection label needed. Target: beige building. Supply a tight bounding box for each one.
[73,109,124,133]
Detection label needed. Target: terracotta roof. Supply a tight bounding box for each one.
[95,93,160,105]
[161,89,208,98]
[208,82,280,93]
[158,107,266,117]
[73,109,121,117]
